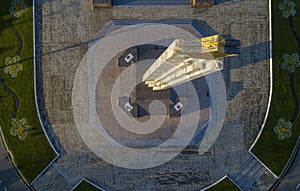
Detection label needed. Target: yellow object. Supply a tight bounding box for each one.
[143,35,240,90]
[191,0,214,7]
[198,35,239,59]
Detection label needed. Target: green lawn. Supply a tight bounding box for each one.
[206,177,240,191]
[252,0,300,176]
[73,180,102,191]
[0,0,56,182]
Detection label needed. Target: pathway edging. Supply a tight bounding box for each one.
[30,0,60,186]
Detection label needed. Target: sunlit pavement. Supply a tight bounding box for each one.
[32,0,272,190]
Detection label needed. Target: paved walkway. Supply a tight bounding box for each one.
[276,142,300,191]
[0,132,28,191]
[34,0,272,190]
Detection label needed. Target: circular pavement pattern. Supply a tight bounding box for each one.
[72,23,227,169]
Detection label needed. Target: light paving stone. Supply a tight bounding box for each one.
[33,0,274,190]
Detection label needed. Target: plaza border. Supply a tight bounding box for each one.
[248,0,278,179]
[28,0,280,190]
[30,0,60,186]
[247,0,300,183]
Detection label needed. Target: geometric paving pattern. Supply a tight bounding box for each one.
[33,0,274,190]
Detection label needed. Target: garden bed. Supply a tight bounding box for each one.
[206,177,240,191]
[252,0,300,176]
[0,0,57,182]
[73,180,102,191]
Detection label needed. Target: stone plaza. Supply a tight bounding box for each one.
[32,0,274,190]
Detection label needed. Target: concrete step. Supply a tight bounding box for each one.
[230,155,276,191]
[234,157,258,183]
[32,165,74,191]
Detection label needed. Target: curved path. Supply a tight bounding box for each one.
[0,132,29,191]
[8,15,23,56]
[288,16,300,123]
[0,83,19,118]
[275,140,300,191]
